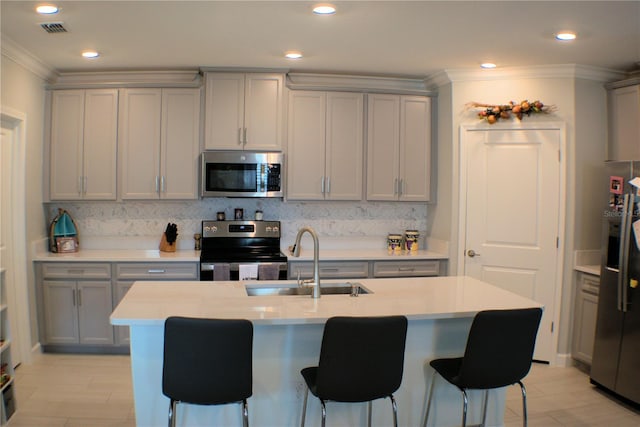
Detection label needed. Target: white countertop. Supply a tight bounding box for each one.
[111,276,541,326]
[286,247,447,261]
[33,249,201,262]
[32,248,447,263]
[575,264,601,276]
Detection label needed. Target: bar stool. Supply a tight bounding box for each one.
[162,316,253,427]
[300,315,408,427]
[422,307,543,427]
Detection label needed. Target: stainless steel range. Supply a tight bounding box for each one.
[199,220,288,281]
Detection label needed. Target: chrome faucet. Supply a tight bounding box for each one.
[290,226,321,298]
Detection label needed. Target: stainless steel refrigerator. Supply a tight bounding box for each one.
[590,160,640,404]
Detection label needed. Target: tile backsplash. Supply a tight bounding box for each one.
[45,199,427,249]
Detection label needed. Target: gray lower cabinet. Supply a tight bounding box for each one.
[37,261,198,353]
[288,261,369,280]
[288,259,443,280]
[40,262,114,347]
[113,262,199,346]
[372,260,441,277]
[572,272,600,365]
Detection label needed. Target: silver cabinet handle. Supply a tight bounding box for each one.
[243,128,248,145]
[67,269,85,275]
[72,289,76,306]
[399,178,404,196]
[78,177,83,195]
[77,289,82,306]
[326,177,331,194]
[321,176,325,194]
[238,128,243,145]
[161,176,166,193]
[83,176,88,194]
[155,176,160,193]
[398,267,415,272]
[467,249,481,258]
[148,269,166,274]
[394,178,399,195]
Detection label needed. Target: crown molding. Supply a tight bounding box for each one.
[1,36,57,82]
[48,70,202,89]
[426,64,627,86]
[286,72,436,96]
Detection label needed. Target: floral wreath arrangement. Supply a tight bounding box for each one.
[466,100,557,124]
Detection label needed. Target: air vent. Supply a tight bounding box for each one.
[40,22,67,33]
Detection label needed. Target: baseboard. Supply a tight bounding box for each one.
[554,352,573,367]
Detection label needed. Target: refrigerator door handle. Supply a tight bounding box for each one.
[618,193,631,312]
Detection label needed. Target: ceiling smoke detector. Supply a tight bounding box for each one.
[40,22,67,33]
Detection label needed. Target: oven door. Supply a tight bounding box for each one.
[200,261,288,281]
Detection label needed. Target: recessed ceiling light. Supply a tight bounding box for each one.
[285,51,303,60]
[82,50,100,59]
[480,63,497,69]
[313,3,336,15]
[36,4,59,14]
[555,32,576,41]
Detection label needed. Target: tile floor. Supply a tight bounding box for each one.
[6,354,640,426]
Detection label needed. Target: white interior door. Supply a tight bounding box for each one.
[0,125,22,367]
[461,127,562,362]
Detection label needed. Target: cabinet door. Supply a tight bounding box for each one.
[325,92,364,200]
[367,94,400,201]
[204,73,245,150]
[160,88,201,199]
[83,89,118,200]
[608,85,640,160]
[372,260,440,277]
[287,91,326,200]
[119,89,162,199]
[50,90,84,200]
[42,281,79,344]
[244,74,284,150]
[115,281,134,345]
[399,96,431,201]
[77,281,114,345]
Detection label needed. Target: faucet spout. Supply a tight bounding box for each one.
[291,226,321,298]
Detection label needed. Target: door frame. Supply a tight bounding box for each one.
[456,121,567,365]
[1,106,31,365]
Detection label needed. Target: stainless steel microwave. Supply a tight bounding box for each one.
[200,151,284,198]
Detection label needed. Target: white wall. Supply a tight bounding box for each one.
[428,65,620,360]
[1,53,48,348]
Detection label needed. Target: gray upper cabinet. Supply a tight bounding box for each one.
[367,94,432,201]
[608,84,640,161]
[49,89,118,201]
[119,88,201,200]
[287,91,364,200]
[204,72,284,151]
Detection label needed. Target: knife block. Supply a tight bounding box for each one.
[159,233,176,252]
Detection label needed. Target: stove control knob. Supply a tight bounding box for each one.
[211,226,218,233]
[266,226,272,232]
[272,226,279,233]
[204,226,210,232]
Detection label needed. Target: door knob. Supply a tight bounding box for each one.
[467,249,481,258]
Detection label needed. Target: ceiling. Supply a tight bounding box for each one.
[1,1,639,78]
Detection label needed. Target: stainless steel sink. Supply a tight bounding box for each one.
[245,282,372,297]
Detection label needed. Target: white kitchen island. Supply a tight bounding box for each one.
[111,276,541,427]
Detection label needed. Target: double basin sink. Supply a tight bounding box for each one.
[245,282,372,297]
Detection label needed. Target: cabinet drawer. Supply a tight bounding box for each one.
[289,261,369,279]
[41,263,111,279]
[373,260,440,277]
[581,274,600,296]
[115,263,198,280]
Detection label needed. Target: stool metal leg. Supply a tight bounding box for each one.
[481,390,489,427]
[518,381,528,427]
[168,399,177,427]
[367,400,372,427]
[242,399,249,427]
[389,394,398,427]
[461,388,469,427]
[320,399,327,427]
[422,373,436,427]
[300,385,309,427]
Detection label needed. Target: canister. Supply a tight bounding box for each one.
[404,230,420,251]
[387,234,403,253]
